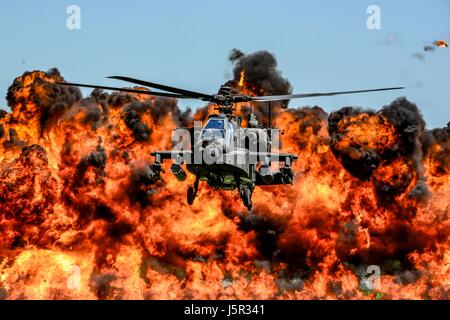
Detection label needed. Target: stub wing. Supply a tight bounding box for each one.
[151,150,297,165]
[151,150,192,163]
[248,152,297,164]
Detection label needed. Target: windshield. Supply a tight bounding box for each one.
[205,119,224,130]
[202,119,224,139]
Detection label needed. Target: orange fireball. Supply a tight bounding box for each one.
[0,59,448,300]
[434,40,448,48]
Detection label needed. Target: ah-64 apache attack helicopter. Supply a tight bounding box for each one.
[59,76,403,210]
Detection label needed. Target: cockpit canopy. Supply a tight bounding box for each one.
[202,118,224,139]
[202,117,234,146]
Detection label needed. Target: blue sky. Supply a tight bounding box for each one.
[0,0,449,128]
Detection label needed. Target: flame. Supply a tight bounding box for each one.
[0,70,448,300]
[238,70,245,87]
[434,40,448,48]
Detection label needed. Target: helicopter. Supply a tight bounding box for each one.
[58,76,403,210]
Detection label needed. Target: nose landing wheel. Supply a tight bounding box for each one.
[187,175,200,205]
[187,186,195,205]
[239,184,254,211]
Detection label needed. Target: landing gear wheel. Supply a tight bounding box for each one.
[242,188,252,210]
[239,184,254,211]
[187,186,195,205]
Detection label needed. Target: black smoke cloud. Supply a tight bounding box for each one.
[422,122,450,177]
[62,98,103,129]
[328,97,428,200]
[229,49,292,97]
[328,106,382,180]
[412,44,437,62]
[218,49,293,123]
[5,68,193,140]
[122,95,192,142]
[122,101,153,142]
[379,97,426,157]
[6,68,82,132]
[412,52,426,62]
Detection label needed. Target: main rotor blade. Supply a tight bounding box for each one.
[56,82,192,99]
[108,76,214,100]
[249,87,405,102]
